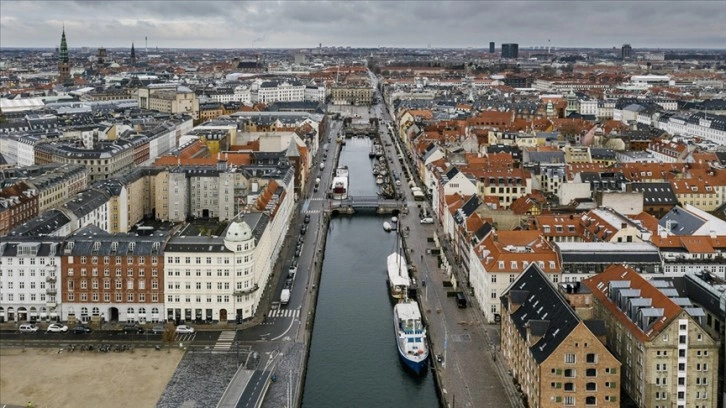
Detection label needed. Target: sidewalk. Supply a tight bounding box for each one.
[400,212,524,408]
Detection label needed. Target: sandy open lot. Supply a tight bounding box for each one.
[0,347,184,408]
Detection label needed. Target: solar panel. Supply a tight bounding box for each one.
[660,289,680,297]
[630,298,652,307]
[672,297,693,307]
[620,289,641,298]
[650,280,671,288]
[641,308,664,317]
[684,308,706,317]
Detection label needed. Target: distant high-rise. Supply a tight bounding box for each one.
[130,43,136,66]
[489,42,495,53]
[621,44,633,60]
[58,27,70,81]
[501,43,518,59]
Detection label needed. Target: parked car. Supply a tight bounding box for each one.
[46,323,69,333]
[300,225,307,235]
[151,325,165,335]
[304,215,311,224]
[19,324,39,333]
[122,324,144,334]
[175,325,195,334]
[72,325,92,334]
[420,217,434,224]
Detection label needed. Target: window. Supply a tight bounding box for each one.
[564,369,575,378]
[564,382,575,391]
[586,368,596,377]
[564,396,574,406]
[586,353,596,363]
[565,353,576,364]
[585,396,596,406]
[586,382,596,391]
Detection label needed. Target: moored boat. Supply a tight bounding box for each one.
[383,221,393,232]
[387,252,409,298]
[393,300,429,375]
[332,166,349,200]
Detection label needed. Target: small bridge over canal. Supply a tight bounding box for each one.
[326,196,406,215]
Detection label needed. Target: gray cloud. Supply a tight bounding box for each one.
[0,1,724,49]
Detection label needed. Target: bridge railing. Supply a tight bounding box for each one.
[327,196,401,208]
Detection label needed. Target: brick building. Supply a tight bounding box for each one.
[583,264,720,408]
[501,264,621,407]
[60,226,169,325]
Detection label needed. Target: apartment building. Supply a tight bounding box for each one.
[501,264,621,408]
[475,168,532,210]
[137,84,199,120]
[469,230,561,323]
[163,213,271,323]
[61,226,169,324]
[254,80,305,104]
[0,182,39,236]
[584,265,720,408]
[0,239,62,323]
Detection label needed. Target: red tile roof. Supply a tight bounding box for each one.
[583,264,682,343]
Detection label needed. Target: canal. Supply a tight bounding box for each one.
[301,137,439,408]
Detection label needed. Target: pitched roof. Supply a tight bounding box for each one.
[583,264,682,342]
[501,264,580,363]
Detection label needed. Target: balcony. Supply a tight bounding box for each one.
[46,302,56,308]
[46,276,57,283]
[46,289,57,295]
[233,284,259,296]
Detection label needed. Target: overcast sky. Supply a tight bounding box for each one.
[1,1,725,50]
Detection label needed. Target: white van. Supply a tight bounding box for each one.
[420,217,434,224]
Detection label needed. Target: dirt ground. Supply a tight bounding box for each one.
[0,347,184,408]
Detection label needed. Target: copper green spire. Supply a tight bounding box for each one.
[59,26,69,64]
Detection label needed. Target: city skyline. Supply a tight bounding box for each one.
[1,0,725,50]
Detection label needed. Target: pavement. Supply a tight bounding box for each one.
[374,90,525,408]
[156,350,243,408]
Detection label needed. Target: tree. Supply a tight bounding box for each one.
[162,323,176,353]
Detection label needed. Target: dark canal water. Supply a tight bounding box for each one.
[301,138,439,408]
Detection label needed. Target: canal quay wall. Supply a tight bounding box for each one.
[294,211,330,408]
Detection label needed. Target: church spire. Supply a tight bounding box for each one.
[130,42,136,66]
[59,26,69,64]
[58,26,70,81]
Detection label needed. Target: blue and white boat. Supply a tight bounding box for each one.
[393,300,429,375]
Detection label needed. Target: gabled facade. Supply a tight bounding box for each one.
[584,265,720,408]
[470,230,561,322]
[501,264,621,408]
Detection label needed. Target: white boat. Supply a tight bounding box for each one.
[332,166,349,200]
[387,252,410,298]
[391,216,398,224]
[393,300,429,375]
[376,175,384,185]
[383,221,393,232]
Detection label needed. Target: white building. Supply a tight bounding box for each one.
[164,213,271,323]
[253,80,305,104]
[304,84,326,102]
[0,240,62,323]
